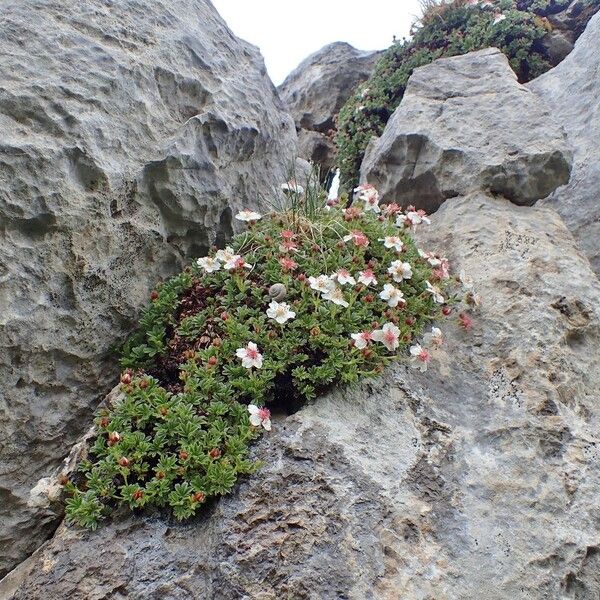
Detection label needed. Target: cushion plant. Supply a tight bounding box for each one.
[65,182,475,529]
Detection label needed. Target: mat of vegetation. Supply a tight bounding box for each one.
[64,183,475,529]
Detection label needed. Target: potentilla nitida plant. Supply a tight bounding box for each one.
[65,180,478,529]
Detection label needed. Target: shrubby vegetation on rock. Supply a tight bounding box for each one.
[65,182,469,528]
[336,0,600,187]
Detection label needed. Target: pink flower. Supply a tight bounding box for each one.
[459,313,473,330]
[281,230,295,241]
[279,257,298,271]
[410,344,431,372]
[224,255,252,271]
[333,269,356,286]
[358,269,378,286]
[248,405,272,431]
[371,322,401,351]
[344,206,362,220]
[343,230,369,248]
[279,240,298,253]
[383,203,402,217]
[236,342,263,369]
[351,331,372,350]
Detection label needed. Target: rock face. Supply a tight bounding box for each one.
[547,0,600,40]
[528,11,600,275]
[4,193,600,599]
[279,42,380,173]
[0,0,296,577]
[360,48,572,213]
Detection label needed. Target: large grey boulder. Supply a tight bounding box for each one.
[279,42,380,173]
[0,0,296,577]
[360,48,572,213]
[4,194,600,599]
[528,11,600,275]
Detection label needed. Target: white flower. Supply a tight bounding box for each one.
[388,260,413,282]
[351,331,372,350]
[266,300,296,324]
[408,211,431,226]
[397,211,431,229]
[236,342,263,369]
[196,256,221,273]
[333,269,356,286]
[354,183,380,213]
[459,269,474,291]
[216,246,236,263]
[371,322,401,352]
[224,255,252,271]
[309,275,335,294]
[423,327,443,349]
[281,180,305,195]
[379,283,405,308]
[425,281,445,304]
[493,12,506,25]
[358,269,378,286]
[248,404,272,431]
[410,344,431,372]
[235,209,262,222]
[379,236,405,252]
[323,285,349,307]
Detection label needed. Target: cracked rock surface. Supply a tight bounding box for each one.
[4,194,599,599]
[0,0,296,576]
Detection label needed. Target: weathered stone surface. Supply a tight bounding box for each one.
[528,11,600,275]
[541,29,575,65]
[4,194,600,599]
[280,42,380,133]
[279,42,380,172]
[360,48,572,212]
[547,0,600,38]
[0,0,296,576]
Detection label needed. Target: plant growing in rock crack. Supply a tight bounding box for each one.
[65,179,477,529]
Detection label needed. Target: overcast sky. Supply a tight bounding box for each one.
[211,0,422,85]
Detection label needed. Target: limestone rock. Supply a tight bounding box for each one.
[360,48,572,212]
[4,194,600,599]
[547,0,600,38]
[0,0,296,576]
[279,42,380,172]
[528,11,600,275]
